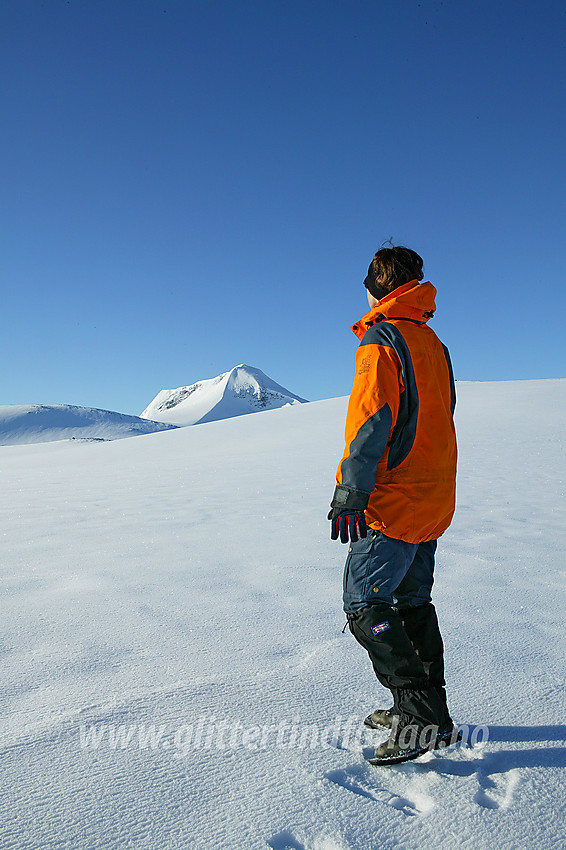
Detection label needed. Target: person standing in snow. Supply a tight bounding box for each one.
[328,245,458,765]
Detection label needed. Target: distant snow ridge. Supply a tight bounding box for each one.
[140,364,308,426]
[0,404,177,447]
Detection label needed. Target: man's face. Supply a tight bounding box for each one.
[366,288,379,309]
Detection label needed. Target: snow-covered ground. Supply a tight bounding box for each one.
[0,404,176,446]
[140,364,307,426]
[1,379,565,850]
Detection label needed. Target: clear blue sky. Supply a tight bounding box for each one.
[2,0,565,415]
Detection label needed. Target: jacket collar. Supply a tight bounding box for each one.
[352,280,437,340]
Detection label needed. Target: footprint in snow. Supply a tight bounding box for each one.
[411,740,523,811]
[324,763,432,816]
[267,830,306,850]
[267,831,346,850]
[473,766,520,810]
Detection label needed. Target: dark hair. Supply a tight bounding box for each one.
[364,245,424,300]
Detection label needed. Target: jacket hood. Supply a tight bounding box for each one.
[352,280,437,340]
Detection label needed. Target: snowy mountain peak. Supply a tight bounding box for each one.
[140,364,308,426]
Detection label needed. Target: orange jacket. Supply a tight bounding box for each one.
[334,280,457,543]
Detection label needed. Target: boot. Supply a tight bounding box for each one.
[364,707,397,730]
[371,731,434,765]
[370,721,461,766]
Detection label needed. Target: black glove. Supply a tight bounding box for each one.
[328,507,368,543]
[328,484,370,544]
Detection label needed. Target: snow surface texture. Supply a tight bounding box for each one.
[0,404,177,446]
[140,363,308,426]
[1,380,565,850]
